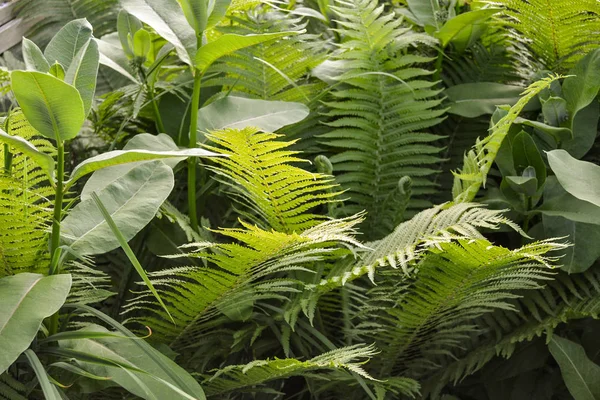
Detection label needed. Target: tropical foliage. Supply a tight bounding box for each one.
[2,0,600,399]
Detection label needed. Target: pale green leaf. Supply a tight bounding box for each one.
[547,149,600,208]
[65,39,100,116]
[435,9,500,47]
[10,71,85,142]
[549,335,600,400]
[44,19,93,70]
[22,38,50,73]
[0,273,72,374]
[177,0,208,34]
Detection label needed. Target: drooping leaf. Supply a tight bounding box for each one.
[195,32,295,73]
[10,71,85,142]
[66,147,221,188]
[61,161,175,255]
[121,0,197,66]
[549,335,600,400]
[547,149,600,208]
[60,324,206,400]
[81,133,181,200]
[23,350,60,400]
[445,82,529,118]
[0,128,54,181]
[0,273,72,374]
[197,96,309,133]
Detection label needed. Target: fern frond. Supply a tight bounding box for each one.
[321,0,445,238]
[452,74,562,203]
[491,0,600,71]
[0,110,54,276]
[421,265,600,398]
[202,344,378,396]
[291,203,522,326]
[203,127,341,233]
[0,372,27,400]
[205,10,327,103]
[16,0,118,47]
[66,261,115,305]
[125,215,364,348]
[373,238,566,377]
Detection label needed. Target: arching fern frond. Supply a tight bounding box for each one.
[202,127,341,233]
[321,0,445,239]
[452,74,562,203]
[491,0,600,71]
[0,110,54,276]
[421,265,600,398]
[0,372,27,400]
[125,213,364,348]
[202,344,378,397]
[287,203,522,326]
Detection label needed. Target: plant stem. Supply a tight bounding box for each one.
[149,85,166,133]
[432,48,445,84]
[3,144,12,174]
[49,143,65,275]
[187,71,203,232]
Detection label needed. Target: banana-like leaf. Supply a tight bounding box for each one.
[22,38,50,73]
[0,273,72,374]
[121,0,197,66]
[44,19,93,69]
[195,32,296,73]
[65,39,100,116]
[65,147,221,189]
[61,161,174,255]
[10,71,85,142]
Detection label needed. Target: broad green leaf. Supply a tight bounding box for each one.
[22,38,50,73]
[65,39,100,116]
[96,38,140,83]
[542,97,568,126]
[543,215,600,273]
[69,304,205,398]
[133,29,152,59]
[81,133,181,200]
[49,62,65,80]
[0,128,54,181]
[177,0,208,34]
[61,161,174,255]
[195,32,294,73]
[10,71,85,142]
[311,59,348,85]
[407,0,440,28]
[512,131,546,188]
[121,0,197,66]
[562,100,600,158]
[0,273,72,374]
[117,10,143,58]
[66,146,220,188]
[44,19,93,70]
[537,177,600,225]
[197,96,309,133]
[66,149,221,188]
[514,117,572,143]
[562,48,600,123]
[505,175,537,197]
[61,324,206,400]
[547,149,600,208]
[445,83,534,118]
[549,335,600,400]
[435,8,500,47]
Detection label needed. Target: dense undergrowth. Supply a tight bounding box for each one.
[2,0,600,399]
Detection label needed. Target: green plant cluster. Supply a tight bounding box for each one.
[2,0,600,399]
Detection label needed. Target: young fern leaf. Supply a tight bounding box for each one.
[0,110,54,276]
[202,344,378,396]
[202,127,341,233]
[492,0,600,71]
[452,74,562,203]
[321,0,445,239]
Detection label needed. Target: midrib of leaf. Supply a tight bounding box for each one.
[31,75,61,142]
[551,337,596,399]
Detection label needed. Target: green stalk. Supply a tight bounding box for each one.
[3,144,12,174]
[149,85,166,133]
[48,142,65,336]
[187,71,202,232]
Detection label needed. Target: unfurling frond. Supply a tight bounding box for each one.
[0,110,54,276]
[321,0,445,239]
[492,0,600,71]
[202,344,378,396]
[203,127,341,233]
[452,75,562,203]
